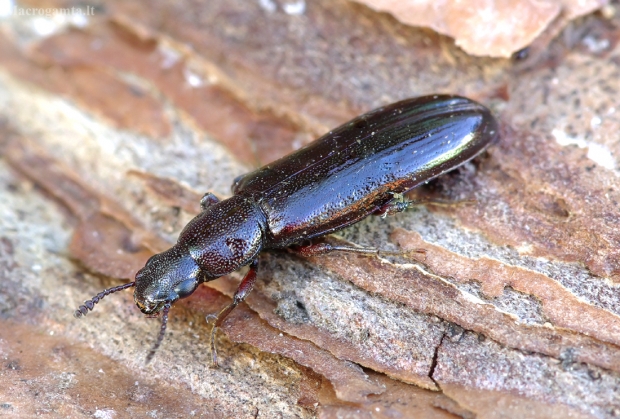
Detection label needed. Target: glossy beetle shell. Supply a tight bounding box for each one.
[234,95,498,247]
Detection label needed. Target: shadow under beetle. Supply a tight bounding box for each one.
[74,95,499,364]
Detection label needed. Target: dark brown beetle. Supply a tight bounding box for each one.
[75,95,498,363]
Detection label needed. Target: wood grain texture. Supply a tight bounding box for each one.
[1,0,619,417]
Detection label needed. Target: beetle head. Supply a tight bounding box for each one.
[133,244,202,315]
[74,243,204,363]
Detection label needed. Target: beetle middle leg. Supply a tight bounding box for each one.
[374,193,475,218]
[374,192,412,218]
[209,258,259,366]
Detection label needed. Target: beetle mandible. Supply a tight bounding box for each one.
[74,95,499,363]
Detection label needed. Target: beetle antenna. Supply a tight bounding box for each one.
[145,302,171,364]
[74,282,135,318]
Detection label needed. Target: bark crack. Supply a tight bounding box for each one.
[429,331,446,385]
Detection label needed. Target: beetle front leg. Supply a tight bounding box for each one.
[210,258,259,366]
[200,192,220,211]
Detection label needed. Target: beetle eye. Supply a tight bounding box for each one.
[174,278,198,299]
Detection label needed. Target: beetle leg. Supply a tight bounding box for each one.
[375,194,476,217]
[291,242,376,257]
[231,173,246,194]
[374,193,413,218]
[291,241,426,259]
[424,198,476,208]
[210,258,259,367]
[200,192,220,211]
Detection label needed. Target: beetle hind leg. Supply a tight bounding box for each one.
[290,240,426,260]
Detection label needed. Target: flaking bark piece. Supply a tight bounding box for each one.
[352,0,607,57]
[392,228,620,349]
[317,250,620,375]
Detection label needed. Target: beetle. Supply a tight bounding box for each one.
[74,95,499,363]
